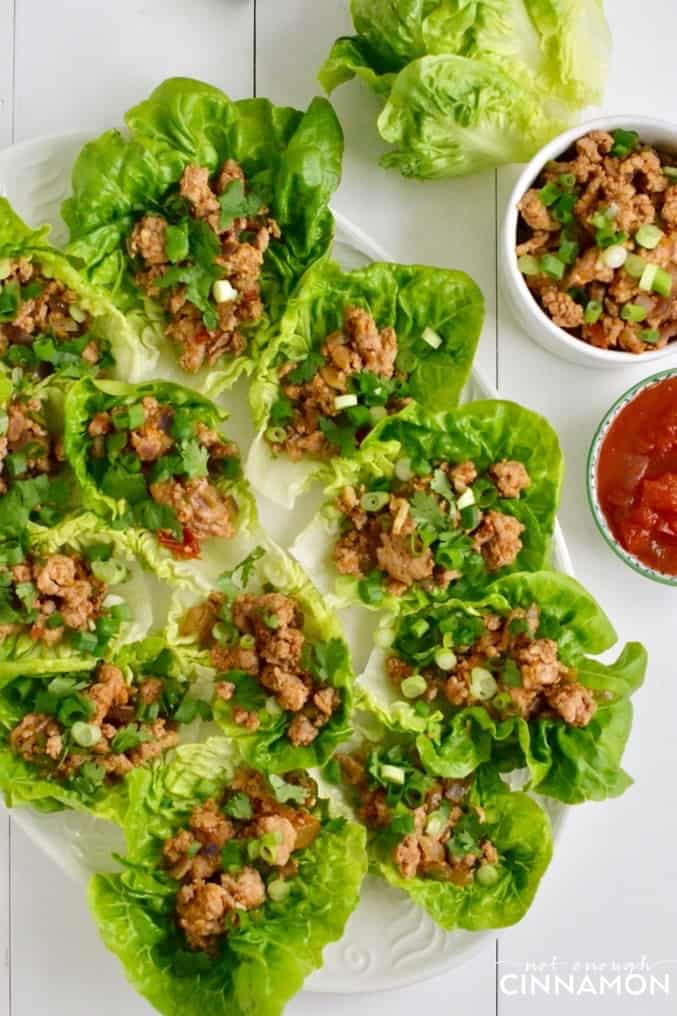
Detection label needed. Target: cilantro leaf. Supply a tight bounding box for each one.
[218,180,268,230]
[181,440,209,478]
[216,547,265,599]
[165,221,190,263]
[224,792,253,820]
[269,396,293,426]
[319,417,358,456]
[430,468,455,504]
[410,491,447,533]
[269,774,308,805]
[0,281,20,322]
[285,353,324,386]
[310,638,346,684]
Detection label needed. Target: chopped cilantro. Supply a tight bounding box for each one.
[224,792,253,820]
[285,353,324,386]
[269,774,308,805]
[218,180,268,230]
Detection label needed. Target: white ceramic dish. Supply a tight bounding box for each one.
[502,115,677,369]
[0,130,570,993]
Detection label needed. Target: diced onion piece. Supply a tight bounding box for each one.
[401,674,427,699]
[334,394,358,411]
[212,279,238,303]
[434,648,457,671]
[624,253,646,279]
[456,488,475,510]
[422,327,442,349]
[602,244,627,269]
[69,305,87,323]
[360,490,390,512]
[639,263,658,292]
[369,405,388,423]
[380,764,406,785]
[635,224,663,250]
[469,667,497,701]
[395,457,412,482]
[374,626,395,649]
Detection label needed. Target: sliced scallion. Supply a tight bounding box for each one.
[334,394,358,411]
[374,626,395,649]
[620,303,648,323]
[541,254,565,280]
[558,237,579,265]
[476,864,500,887]
[664,166,677,180]
[422,327,442,349]
[434,647,457,671]
[517,255,540,276]
[469,667,497,701]
[360,490,389,512]
[635,224,663,250]
[401,674,427,699]
[71,722,101,748]
[380,764,406,786]
[641,329,660,345]
[265,425,287,444]
[583,300,603,324]
[639,263,658,292]
[602,244,627,269]
[624,253,646,278]
[653,267,673,297]
[395,457,412,482]
[267,879,290,902]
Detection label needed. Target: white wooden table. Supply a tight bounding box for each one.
[1,2,676,1014]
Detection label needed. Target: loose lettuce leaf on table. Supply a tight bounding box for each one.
[62,77,343,394]
[88,738,367,1016]
[291,399,563,612]
[247,258,483,507]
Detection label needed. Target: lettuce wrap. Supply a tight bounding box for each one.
[62,77,343,394]
[88,738,367,1016]
[319,1,610,179]
[0,512,153,680]
[292,399,563,611]
[247,258,483,507]
[332,740,552,931]
[0,197,152,385]
[0,635,215,818]
[166,543,353,773]
[358,571,647,803]
[64,377,257,585]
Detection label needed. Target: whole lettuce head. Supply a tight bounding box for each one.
[62,78,344,393]
[0,197,153,385]
[359,570,647,803]
[319,1,611,179]
[88,738,367,1016]
[247,258,483,507]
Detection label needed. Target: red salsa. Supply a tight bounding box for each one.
[597,376,677,576]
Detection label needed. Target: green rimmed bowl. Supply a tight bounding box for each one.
[587,368,677,586]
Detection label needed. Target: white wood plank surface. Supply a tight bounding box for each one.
[2,1,677,1014]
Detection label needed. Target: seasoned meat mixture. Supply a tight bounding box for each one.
[180,589,341,747]
[517,129,677,352]
[0,257,106,378]
[86,395,239,556]
[387,603,597,728]
[7,662,183,788]
[161,768,320,952]
[339,748,498,885]
[333,457,530,598]
[127,159,280,373]
[265,305,410,460]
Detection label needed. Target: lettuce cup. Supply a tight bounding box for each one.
[167,544,353,773]
[88,739,366,1016]
[0,512,152,680]
[292,399,563,611]
[0,637,215,818]
[247,260,483,507]
[360,571,647,804]
[64,377,256,580]
[333,740,551,931]
[62,78,343,394]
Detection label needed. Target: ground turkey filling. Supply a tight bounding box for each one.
[161,768,320,953]
[339,751,498,884]
[0,257,103,375]
[0,395,64,497]
[87,395,239,553]
[0,551,108,646]
[266,305,409,460]
[127,159,280,373]
[389,603,597,728]
[181,590,340,747]
[517,129,677,352]
[333,458,530,597]
[9,662,179,782]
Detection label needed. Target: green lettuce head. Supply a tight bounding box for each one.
[0,197,153,385]
[63,377,257,586]
[333,740,552,931]
[166,542,353,773]
[88,738,367,1016]
[0,635,214,818]
[62,77,344,394]
[359,571,647,803]
[0,512,153,681]
[247,258,483,507]
[319,1,610,179]
[292,399,563,612]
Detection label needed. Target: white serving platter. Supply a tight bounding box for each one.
[0,130,570,994]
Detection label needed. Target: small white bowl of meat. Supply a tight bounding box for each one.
[502,117,677,368]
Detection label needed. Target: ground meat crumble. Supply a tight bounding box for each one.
[161,768,320,952]
[332,457,530,597]
[0,394,65,497]
[180,590,341,746]
[127,159,280,373]
[517,129,677,353]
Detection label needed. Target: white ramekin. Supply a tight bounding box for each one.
[502,115,677,369]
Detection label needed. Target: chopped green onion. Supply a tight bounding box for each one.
[624,253,646,278]
[492,691,512,711]
[517,255,540,276]
[265,697,282,716]
[538,182,561,207]
[71,722,101,748]
[541,254,565,280]
[558,172,576,192]
[267,879,290,902]
[584,300,603,324]
[620,303,647,323]
[456,488,475,510]
[395,458,412,482]
[664,166,677,180]
[360,491,389,512]
[380,764,406,785]
[469,667,497,701]
[0,259,11,280]
[434,648,457,671]
[610,128,639,158]
[425,804,450,838]
[476,864,500,887]
[639,263,658,292]
[558,237,579,265]
[641,328,660,345]
[401,674,427,699]
[602,244,627,269]
[635,224,663,250]
[369,406,388,424]
[374,626,395,649]
[265,426,287,444]
[239,634,255,649]
[421,327,442,349]
[653,267,673,297]
[334,394,358,411]
[69,305,87,323]
[460,505,482,531]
